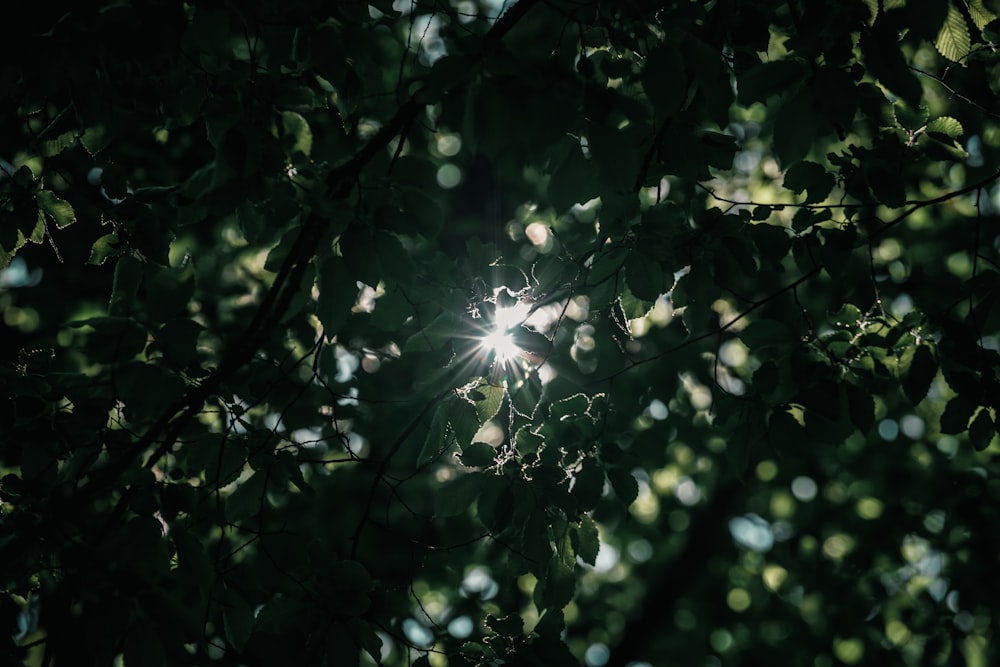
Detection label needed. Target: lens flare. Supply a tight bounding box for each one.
[480,328,520,363]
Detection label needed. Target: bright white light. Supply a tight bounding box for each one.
[480,301,531,363]
[495,302,531,330]
[481,328,520,362]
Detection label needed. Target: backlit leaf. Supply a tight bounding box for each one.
[935,4,971,61]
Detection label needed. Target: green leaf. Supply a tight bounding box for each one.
[573,514,600,566]
[338,224,382,287]
[926,116,963,139]
[280,110,313,156]
[740,319,795,357]
[968,408,996,451]
[403,311,467,353]
[374,231,417,287]
[572,459,605,511]
[768,408,807,454]
[968,0,997,30]
[751,223,791,267]
[460,442,496,468]
[417,402,450,466]
[935,3,971,62]
[486,613,524,638]
[146,263,195,321]
[109,256,143,316]
[347,618,383,663]
[625,251,666,301]
[737,59,808,105]
[845,383,875,435]
[641,44,687,116]
[124,616,167,667]
[435,472,484,516]
[155,318,205,366]
[607,467,638,506]
[471,382,505,423]
[40,129,80,157]
[225,470,268,523]
[36,190,76,228]
[940,395,977,434]
[73,316,147,363]
[901,344,937,404]
[784,161,835,204]
[316,255,356,336]
[773,88,818,165]
[89,232,124,265]
[548,139,598,212]
[550,393,590,420]
[861,25,923,107]
[539,553,576,611]
[172,529,213,592]
[223,589,255,651]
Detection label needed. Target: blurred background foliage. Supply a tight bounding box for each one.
[2,0,1000,665]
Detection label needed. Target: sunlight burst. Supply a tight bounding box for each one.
[479,298,532,372]
[480,328,520,363]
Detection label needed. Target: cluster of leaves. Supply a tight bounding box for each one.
[2,0,1000,665]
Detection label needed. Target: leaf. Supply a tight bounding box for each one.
[223,589,255,651]
[901,344,937,404]
[773,89,818,165]
[146,263,195,321]
[35,189,76,229]
[539,554,576,611]
[316,255,356,336]
[417,402,450,465]
[373,231,417,287]
[940,395,977,434]
[607,467,638,506]
[768,408,807,454]
[783,161,835,204]
[123,616,167,667]
[548,139,598,212]
[550,394,590,420]
[73,316,147,363]
[172,529,214,591]
[845,383,876,435]
[935,3,971,62]
[460,442,496,468]
[866,164,906,209]
[968,0,998,30]
[40,129,80,157]
[279,110,313,156]
[347,618,383,663]
[740,319,795,357]
[926,116,963,139]
[737,59,808,105]
[625,251,666,301]
[751,223,791,267]
[486,613,524,638]
[861,25,923,107]
[641,43,687,116]
[573,514,600,566]
[155,318,205,366]
[89,232,124,265]
[225,470,268,523]
[109,256,143,316]
[471,382,505,423]
[403,311,466,353]
[435,472,484,516]
[571,459,605,511]
[968,408,996,451]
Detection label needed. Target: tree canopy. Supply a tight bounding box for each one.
[3,0,1000,665]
